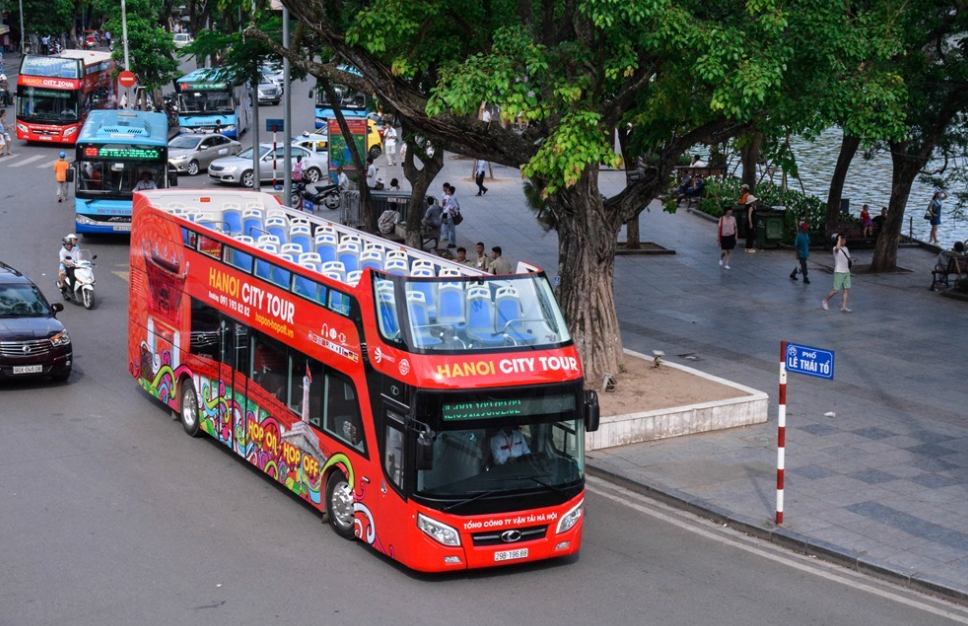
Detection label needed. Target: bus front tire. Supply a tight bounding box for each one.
[180,380,202,437]
[326,472,355,539]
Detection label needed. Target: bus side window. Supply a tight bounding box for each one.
[385,423,404,490]
[189,298,220,361]
[251,335,287,402]
[288,354,323,421]
[322,371,365,454]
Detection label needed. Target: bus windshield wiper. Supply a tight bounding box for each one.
[527,475,566,496]
[442,489,501,512]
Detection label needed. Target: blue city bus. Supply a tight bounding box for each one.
[174,68,250,138]
[314,67,368,128]
[73,110,174,234]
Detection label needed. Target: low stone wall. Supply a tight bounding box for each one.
[586,349,769,451]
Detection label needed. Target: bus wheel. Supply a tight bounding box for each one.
[241,171,255,188]
[179,379,202,438]
[305,167,321,183]
[187,160,199,176]
[326,472,355,539]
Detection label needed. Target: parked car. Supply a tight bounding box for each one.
[209,144,326,188]
[0,261,72,382]
[173,32,193,49]
[168,133,242,176]
[261,63,285,91]
[292,132,327,154]
[256,74,281,105]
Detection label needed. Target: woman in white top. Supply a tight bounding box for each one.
[822,234,852,313]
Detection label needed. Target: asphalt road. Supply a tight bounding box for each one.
[2,58,968,626]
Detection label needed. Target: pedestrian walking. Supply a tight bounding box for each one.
[926,190,945,245]
[384,124,398,166]
[743,193,758,253]
[822,234,852,313]
[475,159,489,196]
[790,222,811,283]
[441,183,460,248]
[717,206,737,269]
[54,151,71,202]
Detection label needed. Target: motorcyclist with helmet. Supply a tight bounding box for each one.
[58,234,79,299]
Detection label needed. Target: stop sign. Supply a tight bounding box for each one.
[118,70,137,88]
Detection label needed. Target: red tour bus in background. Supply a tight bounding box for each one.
[128,189,600,572]
[16,50,116,144]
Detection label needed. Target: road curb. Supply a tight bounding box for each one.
[587,462,968,606]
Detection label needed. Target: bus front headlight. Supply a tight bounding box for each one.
[221,124,236,133]
[417,513,461,547]
[63,126,79,137]
[556,499,584,534]
[75,215,98,225]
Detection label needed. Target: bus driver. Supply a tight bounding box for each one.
[490,426,531,465]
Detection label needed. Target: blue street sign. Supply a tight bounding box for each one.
[265,118,284,132]
[785,342,835,380]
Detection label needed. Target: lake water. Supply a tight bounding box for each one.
[765,127,967,248]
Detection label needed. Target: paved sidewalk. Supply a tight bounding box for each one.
[388,155,968,600]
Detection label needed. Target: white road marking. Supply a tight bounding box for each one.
[9,155,45,167]
[586,476,968,623]
[38,159,59,169]
[112,271,130,283]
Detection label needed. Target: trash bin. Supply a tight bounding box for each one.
[755,207,787,249]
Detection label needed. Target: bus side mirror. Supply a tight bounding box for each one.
[66,168,75,183]
[415,429,435,470]
[584,390,600,432]
[168,168,178,187]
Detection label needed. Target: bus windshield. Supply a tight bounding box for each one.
[17,87,79,123]
[374,272,571,353]
[77,158,167,197]
[315,85,366,112]
[178,90,235,115]
[415,387,585,498]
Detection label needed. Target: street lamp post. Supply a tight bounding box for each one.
[121,0,131,107]
[18,0,25,55]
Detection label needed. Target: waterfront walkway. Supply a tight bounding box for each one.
[423,156,968,601]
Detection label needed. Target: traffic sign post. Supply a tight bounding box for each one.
[776,341,835,525]
[118,70,136,110]
[266,119,284,188]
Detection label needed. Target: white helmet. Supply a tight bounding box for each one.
[65,233,78,242]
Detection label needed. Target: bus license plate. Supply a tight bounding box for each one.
[13,365,43,374]
[112,224,132,232]
[494,548,528,562]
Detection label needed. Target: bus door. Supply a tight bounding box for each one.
[371,403,410,551]
[219,317,249,452]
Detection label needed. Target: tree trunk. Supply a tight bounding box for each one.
[550,168,623,384]
[402,128,444,249]
[871,146,924,272]
[740,132,762,191]
[824,133,860,232]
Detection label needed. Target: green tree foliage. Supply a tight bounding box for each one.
[252,0,910,380]
[105,14,180,93]
[10,0,74,39]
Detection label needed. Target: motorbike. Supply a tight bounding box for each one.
[59,249,98,309]
[297,182,341,211]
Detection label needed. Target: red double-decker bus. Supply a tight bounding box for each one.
[128,189,599,572]
[16,50,116,143]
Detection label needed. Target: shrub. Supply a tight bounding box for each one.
[694,179,826,245]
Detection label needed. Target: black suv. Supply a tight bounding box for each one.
[0,261,72,382]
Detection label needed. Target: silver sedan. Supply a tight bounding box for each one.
[208,144,328,188]
[168,134,242,176]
